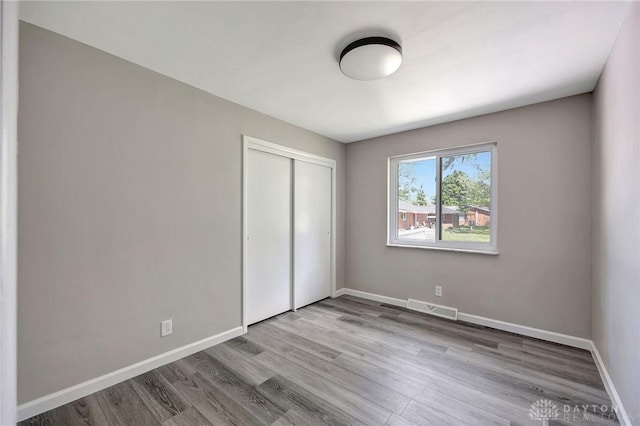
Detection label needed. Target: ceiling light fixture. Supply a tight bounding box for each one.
[339,37,402,81]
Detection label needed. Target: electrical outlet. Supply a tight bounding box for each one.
[161,319,172,337]
[435,286,443,297]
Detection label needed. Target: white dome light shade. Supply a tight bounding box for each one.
[339,37,402,81]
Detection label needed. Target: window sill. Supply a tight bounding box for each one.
[386,243,498,255]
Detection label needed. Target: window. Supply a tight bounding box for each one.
[388,142,497,253]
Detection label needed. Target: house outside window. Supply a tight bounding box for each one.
[387,142,497,254]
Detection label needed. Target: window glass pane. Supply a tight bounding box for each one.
[397,157,436,241]
[440,151,491,243]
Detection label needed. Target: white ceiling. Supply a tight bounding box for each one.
[21,1,631,143]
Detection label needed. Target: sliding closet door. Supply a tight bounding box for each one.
[294,160,332,309]
[245,149,291,325]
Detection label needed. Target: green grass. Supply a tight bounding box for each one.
[441,226,490,243]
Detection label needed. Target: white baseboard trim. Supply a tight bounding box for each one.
[456,312,593,350]
[341,288,407,307]
[17,326,244,422]
[590,342,631,426]
[332,288,346,298]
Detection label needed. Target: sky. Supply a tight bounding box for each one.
[400,151,491,203]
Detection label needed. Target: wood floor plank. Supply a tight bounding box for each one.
[474,343,602,385]
[321,306,461,354]
[130,370,190,422]
[269,316,371,359]
[295,309,427,356]
[320,297,386,317]
[410,385,510,426]
[384,413,420,426]
[522,338,593,360]
[252,321,342,361]
[405,346,615,421]
[377,311,501,349]
[22,295,616,426]
[446,347,603,404]
[253,350,392,425]
[157,359,197,384]
[257,374,366,426]
[315,300,367,318]
[401,400,473,426]
[205,342,276,385]
[270,409,317,426]
[276,312,425,359]
[225,335,265,357]
[339,312,462,353]
[162,406,212,426]
[185,352,285,424]
[171,372,263,426]
[497,342,599,372]
[337,348,538,425]
[380,304,522,347]
[19,410,60,426]
[271,316,435,385]
[332,353,425,398]
[442,346,611,402]
[410,375,540,426]
[250,324,411,413]
[21,394,115,426]
[383,338,607,409]
[301,304,343,320]
[89,392,124,425]
[341,295,398,309]
[94,381,159,425]
[57,395,116,426]
[320,298,415,324]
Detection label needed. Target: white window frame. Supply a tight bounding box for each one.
[387,142,498,255]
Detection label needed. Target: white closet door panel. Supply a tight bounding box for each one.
[246,149,291,325]
[294,160,331,309]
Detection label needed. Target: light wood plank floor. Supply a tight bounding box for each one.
[21,296,617,425]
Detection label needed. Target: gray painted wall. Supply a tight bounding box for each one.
[17,23,346,404]
[346,95,593,338]
[592,3,640,422]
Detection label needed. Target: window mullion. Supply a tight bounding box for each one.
[435,155,442,244]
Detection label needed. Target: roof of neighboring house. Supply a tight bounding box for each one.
[442,206,460,214]
[398,200,433,213]
[466,205,491,213]
[398,200,460,215]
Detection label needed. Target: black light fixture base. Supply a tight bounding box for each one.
[340,37,402,62]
